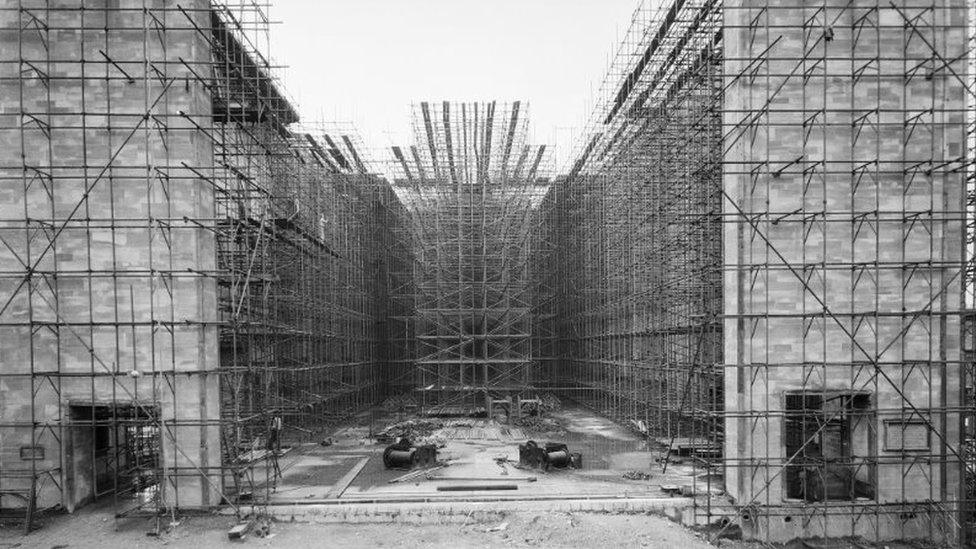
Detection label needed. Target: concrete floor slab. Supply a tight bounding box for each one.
[259,406,723,507]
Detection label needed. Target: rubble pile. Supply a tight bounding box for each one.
[538,393,562,413]
[379,419,442,441]
[515,415,566,435]
[622,470,653,481]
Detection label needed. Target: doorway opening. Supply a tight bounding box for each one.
[783,392,875,502]
[68,403,160,510]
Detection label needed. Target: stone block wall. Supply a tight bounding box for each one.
[723,0,968,542]
[0,0,220,511]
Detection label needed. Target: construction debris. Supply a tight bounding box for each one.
[252,517,272,539]
[660,485,682,496]
[513,415,566,435]
[228,516,271,541]
[518,440,549,469]
[227,521,251,541]
[382,438,438,469]
[387,464,446,484]
[544,443,580,469]
[538,393,562,413]
[378,419,443,442]
[517,441,581,471]
[622,470,653,481]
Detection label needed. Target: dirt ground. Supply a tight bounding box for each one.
[266,405,710,504]
[0,503,728,548]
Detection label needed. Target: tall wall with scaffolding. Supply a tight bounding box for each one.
[538,0,724,475]
[723,0,970,542]
[389,101,551,414]
[0,0,412,522]
[543,0,975,543]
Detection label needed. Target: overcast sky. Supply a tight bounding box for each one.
[269,0,639,174]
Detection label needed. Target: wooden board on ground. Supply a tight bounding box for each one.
[427,475,536,482]
[227,521,252,540]
[325,457,370,499]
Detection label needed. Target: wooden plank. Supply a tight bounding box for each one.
[436,484,518,492]
[387,463,446,484]
[228,521,253,540]
[326,457,370,499]
[387,469,426,484]
[428,476,536,482]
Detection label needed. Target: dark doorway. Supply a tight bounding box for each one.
[783,392,875,502]
[68,404,160,508]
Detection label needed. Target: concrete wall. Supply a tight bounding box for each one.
[723,0,968,542]
[0,0,220,510]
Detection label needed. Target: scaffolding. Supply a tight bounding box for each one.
[0,0,411,530]
[1,0,974,544]
[388,101,551,415]
[542,0,975,544]
[542,0,723,444]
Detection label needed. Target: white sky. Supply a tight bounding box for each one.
[269,0,640,174]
